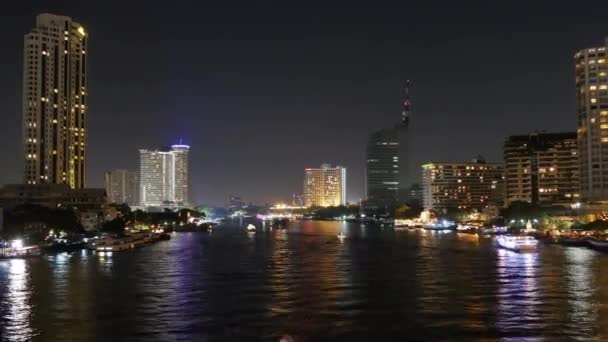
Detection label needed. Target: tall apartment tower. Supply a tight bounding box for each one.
[104,169,138,206]
[576,38,608,201]
[139,144,190,208]
[23,14,88,188]
[504,132,579,206]
[304,164,347,207]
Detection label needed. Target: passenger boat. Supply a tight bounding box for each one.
[423,221,457,231]
[495,235,538,253]
[247,224,256,232]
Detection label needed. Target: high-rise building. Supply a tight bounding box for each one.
[304,164,347,207]
[365,81,413,207]
[576,38,608,202]
[228,195,245,210]
[139,144,190,208]
[104,169,138,206]
[23,14,88,188]
[422,158,504,211]
[504,132,579,206]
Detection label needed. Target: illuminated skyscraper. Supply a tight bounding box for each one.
[365,81,412,207]
[304,164,347,207]
[104,169,138,206]
[23,14,88,188]
[576,38,608,201]
[139,144,190,208]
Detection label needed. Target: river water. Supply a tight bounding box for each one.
[1,220,608,341]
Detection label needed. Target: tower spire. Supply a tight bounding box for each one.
[402,80,412,125]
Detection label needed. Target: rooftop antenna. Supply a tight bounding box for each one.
[402,80,412,125]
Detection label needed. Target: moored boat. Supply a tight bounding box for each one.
[558,237,589,247]
[495,235,538,253]
[587,238,608,251]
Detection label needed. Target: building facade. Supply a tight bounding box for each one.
[365,82,413,207]
[504,132,579,206]
[576,38,608,202]
[0,184,106,211]
[366,128,400,205]
[139,145,190,208]
[304,164,347,207]
[104,169,138,206]
[23,14,88,188]
[422,159,504,211]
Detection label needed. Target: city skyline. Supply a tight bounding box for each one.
[1,4,607,205]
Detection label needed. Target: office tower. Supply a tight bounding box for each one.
[23,14,88,188]
[422,158,504,211]
[304,164,347,207]
[139,144,190,208]
[365,81,413,207]
[104,169,138,206]
[576,38,608,201]
[504,132,579,206]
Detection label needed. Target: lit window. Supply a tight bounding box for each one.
[590,85,597,90]
[592,98,598,104]
[602,138,608,143]
[601,124,608,129]
[599,59,606,64]
[591,118,596,123]
[600,85,608,90]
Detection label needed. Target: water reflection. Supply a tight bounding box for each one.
[2,223,608,340]
[2,259,34,341]
[564,247,597,337]
[496,248,540,339]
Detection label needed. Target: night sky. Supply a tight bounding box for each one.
[1,2,607,205]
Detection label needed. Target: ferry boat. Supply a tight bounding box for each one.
[0,241,42,259]
[247,224,256,232]
[495,235,538,253]
[423,220,457,231]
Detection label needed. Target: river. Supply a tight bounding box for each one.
[1,220,607,341]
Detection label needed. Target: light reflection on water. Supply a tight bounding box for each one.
[1,259,34,341]
[0,222,607,340]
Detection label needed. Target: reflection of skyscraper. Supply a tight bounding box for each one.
[23,14,88,188]
[139,144,190,208]
[576,38,608,201]
[365,82,412,207]
[104,169,138,206]
[304,164,347,207]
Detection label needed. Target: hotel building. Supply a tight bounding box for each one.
[422,159,504,211]
[504,132,578,206]
[139,144,190,208]
[104,169,138,206]
[304,164,347,207]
